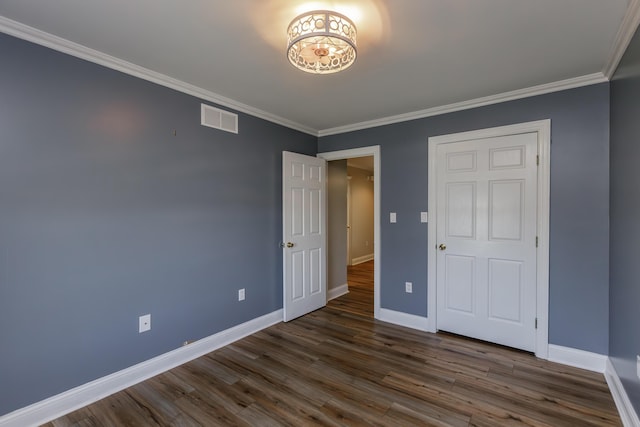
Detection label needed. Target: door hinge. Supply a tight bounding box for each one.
[535,236,538,247]
[536,155,540,166]
[535,318,538,329]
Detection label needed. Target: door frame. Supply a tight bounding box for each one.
[427,120,550,359]
[346,177,352,265]
[317,146,381,319]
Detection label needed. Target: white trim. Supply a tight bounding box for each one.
[378,308,429,332]
[603,0,640,79]
[427,120,551,359]
[328,283,349,301]
[0,310,283,427]
[605,359,640,427]
[318,74,605,137]
[547,345,607,373]
[0,16,316,137]
[351,253,374,265]
[317,146,381,319]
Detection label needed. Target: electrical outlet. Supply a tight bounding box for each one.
[139,314,151,333]
[421,212,428,223]
[238,288,245,301]
[390,212,397,223]
[637,355,640,379]
[405,282,413,293]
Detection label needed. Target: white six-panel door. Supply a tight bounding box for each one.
[435,133,538,352]
[282,151,327,322]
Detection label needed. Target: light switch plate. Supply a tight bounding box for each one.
[405,282,413,293]
[421,212,428,223]
[390,212,397,223]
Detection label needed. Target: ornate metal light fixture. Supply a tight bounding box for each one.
[286,10,357,74]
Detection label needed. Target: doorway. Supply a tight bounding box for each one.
[346,156,375,266]
[318,146,381,319]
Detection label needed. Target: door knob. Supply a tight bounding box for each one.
[439,244,447,251]
[286,242,295,248]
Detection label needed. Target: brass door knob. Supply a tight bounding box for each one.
[439,244,447,251]
[286,242,295,248]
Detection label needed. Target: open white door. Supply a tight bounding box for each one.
[283,151,327,322]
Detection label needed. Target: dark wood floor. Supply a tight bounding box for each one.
[327,260,374,318]
[46,261,621,426]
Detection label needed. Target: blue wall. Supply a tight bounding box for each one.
[319,84,611,355]
[0,33,316,415]
[610,26,640,414]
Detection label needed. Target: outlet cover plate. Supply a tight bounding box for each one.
[405,282,413,293]
[238,288,245,301]
[139,314,151,333]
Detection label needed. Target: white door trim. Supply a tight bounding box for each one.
[347,178,352,265]
[317,146,381,320]
[427,120,550,359]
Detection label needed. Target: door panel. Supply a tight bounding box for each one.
[310,248,322,295]
[283,151,327,322]
[489,180,524,241]
[309,189,321,235]
[436,133,537,352]
[446,182,476,238]
[447,151,477,172]
[291,250,305,300]
[490,146,525,169]
[444,255,475,314]
[291,188,304,236]
[487,258,523,322]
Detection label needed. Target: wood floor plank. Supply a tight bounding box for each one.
[234,375,340,426]
[383,401,470,427]
[172,389,247,426]
[46,260,621,426]
[319,398,389,427]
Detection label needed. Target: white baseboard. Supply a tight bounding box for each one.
[378,308,429,332]
[0,310,283,427]
[351,253,374,265]
[328,283,349,301]
[605,359,640,427]
[547,344,608,373]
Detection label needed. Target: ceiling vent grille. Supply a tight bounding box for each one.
[201,104,238,134]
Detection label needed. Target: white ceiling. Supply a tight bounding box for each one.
[0,1,633,134]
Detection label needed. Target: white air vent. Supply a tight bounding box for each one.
[201,104,238,134]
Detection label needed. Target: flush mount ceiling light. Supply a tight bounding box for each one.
[286,10,357,74]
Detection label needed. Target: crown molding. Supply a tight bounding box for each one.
[318,73,607,137]
[0,16,318,136]
[603,0,640,79]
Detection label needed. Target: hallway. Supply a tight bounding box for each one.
[328,260,373,318]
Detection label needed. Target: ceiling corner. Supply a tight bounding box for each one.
[603,0,640,79]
